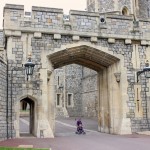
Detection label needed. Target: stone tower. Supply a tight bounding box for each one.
[87,0,150,18]
[136,0,150,18]
[87,0,133,15]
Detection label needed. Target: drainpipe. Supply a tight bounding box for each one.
[5,36,9,139]
[10,69,13,138]
[6,58,8,139]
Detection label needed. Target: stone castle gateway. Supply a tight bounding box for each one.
[1,0,150,140]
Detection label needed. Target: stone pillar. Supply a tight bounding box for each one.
[36,68,54,138]
[119,59,132,134]
[107,62,122,134]
[98,69,110,133]
[14,102,20,138]
[48,68,55,133]
[98,59,132,135]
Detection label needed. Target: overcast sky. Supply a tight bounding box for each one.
[0,0,86,28]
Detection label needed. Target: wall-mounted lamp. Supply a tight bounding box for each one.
[24,54,35,81]
[137,60,150,82]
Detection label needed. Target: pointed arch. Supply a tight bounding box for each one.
[14,94,38,138]
[122,6,129,16]
[47,43,121,71]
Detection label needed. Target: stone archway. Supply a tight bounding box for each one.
[20,97,35,136]
[14,95,38,138]
[3,3,150,139]
[46,43,132,135]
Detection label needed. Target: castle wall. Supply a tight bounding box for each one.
[0,57,7,141]
[87,0,132,14]
[0,31,4,46]
[82,68,98,117]
[2,4,136,38]
[54,65,83,117]
[0,30,7,141]
[98,0,115,13]
[138,0,150,18]
[2,3,150,138]
[118,0,132,12]
[65,65,83,117]
[54,68,65,117]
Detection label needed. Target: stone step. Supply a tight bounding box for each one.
[18,145,33,148]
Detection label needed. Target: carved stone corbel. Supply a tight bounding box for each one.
[114,72,121,82]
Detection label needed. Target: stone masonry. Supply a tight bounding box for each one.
[87,0,150,19]
[0,30,7,141]
[0,0,150,140]
[82,67,98,117]
[138,0,150,18]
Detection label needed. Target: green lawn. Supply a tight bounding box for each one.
[0,147,49,150]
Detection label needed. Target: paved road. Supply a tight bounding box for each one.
[0,117,150,150]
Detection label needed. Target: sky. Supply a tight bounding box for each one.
[0,0,86,28]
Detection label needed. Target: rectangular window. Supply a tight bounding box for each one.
[57,94,61,106]
[67,93,73,107]
[58,76,59,85]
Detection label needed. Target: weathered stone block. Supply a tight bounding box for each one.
[72,36,80,41]
[54,34,61,40]
[91,37,97,42]
[4,30,11,36]
[34,32,42,38]
[108,38,115,44]
[12,31,21,37]
[141,40,148,46]
[125,39,131,44]
[18,145,33,148]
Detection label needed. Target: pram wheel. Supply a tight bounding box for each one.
[82,131,86,134]
[75,130,86,135]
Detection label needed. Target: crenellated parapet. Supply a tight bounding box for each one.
[2,3,150,138]
[3,4,150,44]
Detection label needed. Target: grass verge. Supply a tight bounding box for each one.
[0,147,49,150]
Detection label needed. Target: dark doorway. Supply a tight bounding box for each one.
[19,97,35,137]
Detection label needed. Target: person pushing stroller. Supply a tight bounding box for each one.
[76,118,86,134]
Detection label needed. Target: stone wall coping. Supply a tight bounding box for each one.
[99,11,120,14]
[138,17,150,22]
[70,10,99,17]
[4,28,149,41]
[5,4,24,10]
[32,6,63,13]
[106,14,133,20]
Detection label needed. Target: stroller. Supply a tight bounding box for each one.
[75,119,86,135]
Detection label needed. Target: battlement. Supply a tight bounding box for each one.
[32,6,63,13]
[3,4,150,41]
[5,4,24,10]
